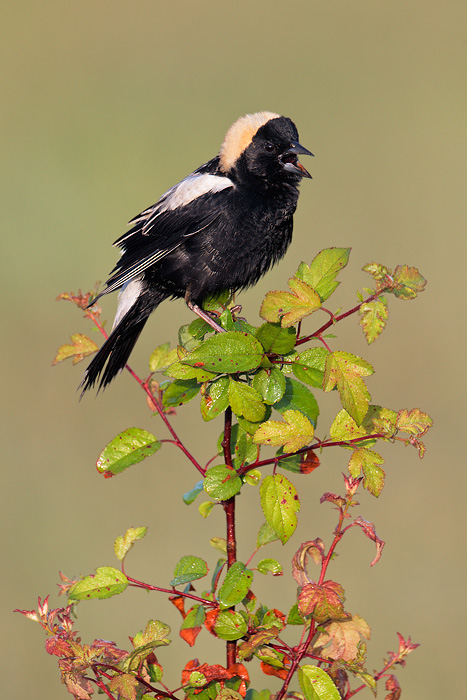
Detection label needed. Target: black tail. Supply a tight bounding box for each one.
[80,294,157,395]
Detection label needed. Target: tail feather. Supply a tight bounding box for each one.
[80,293,159,395]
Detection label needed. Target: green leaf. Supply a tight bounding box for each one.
[202,289,231,311]
[349,448,385,497]
[218,562,253,609]
[149,342,178,372]
[259,473,300,544]
[230,424,259,467]
[210,537,227,553]
[183,480,205,505]
[292,347,329,388]
[200,375,230,421]
[323,352,374,426]
[171,555,208,586]
[166,360,216,382]
[257,521,280,548]
[296,247,351,302]
[214,610,248,640]
[204,465,242,500]
[109,673,138,700]
[182,331,264,374]
[228,379,266,422]
[254,409,314,454]
[255,323,297,354]
[274,376,319,426]
[162,378,200,407]
[287,603,305,625]
[392,265,427,299]
[181,604,206,629]
[199,501,215,518]
[114,527,147,561]
[362,262,389,282]
[359,297,388,344]
[329,409,372,444]
[257,558,283,575]
[133,619,171,648]
[299,664,341,700]
[244,468,261,485]
[68,567,128,601]
[252,368,286,405]
[260,278,321,327]
[96,428,161,476]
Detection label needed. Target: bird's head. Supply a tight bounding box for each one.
[219,111,313,184]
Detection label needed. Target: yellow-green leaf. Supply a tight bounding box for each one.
[254,409,314,453]
[52,333,98,366]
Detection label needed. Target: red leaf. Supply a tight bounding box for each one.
[385,674,401,700]
[45,636,73,657]
[204,608,219,635]
[180,626,202,647]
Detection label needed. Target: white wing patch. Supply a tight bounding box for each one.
[121,174,234,240]
[113,277,143,328]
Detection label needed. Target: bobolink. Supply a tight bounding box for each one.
[81,111,312,394]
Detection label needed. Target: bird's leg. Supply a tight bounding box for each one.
[186,299,226,333]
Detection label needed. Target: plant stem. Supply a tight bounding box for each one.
[126,576,217,607]
[222,406,237,667]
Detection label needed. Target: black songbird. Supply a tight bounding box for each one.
[80,112,313,394]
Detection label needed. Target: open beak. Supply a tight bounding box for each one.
[281,141,314,178]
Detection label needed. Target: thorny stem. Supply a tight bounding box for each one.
[221,406,237,668]
[276,490,358,700]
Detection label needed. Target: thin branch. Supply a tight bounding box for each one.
[126,576,217,608]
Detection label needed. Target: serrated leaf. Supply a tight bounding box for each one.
[277,448,320,474]
[393,265,427,299]
[52,333,98,366]
[299,664,341,700]
[348,448,385,497]
[252,368,286,405]
[202,289,231,311]
[298,580,347,623]
[362,405,398,439]
[329,409,373,445]
[162,378,200,407]
[171,555,208,586]
[228,379,266,422]
[254,409,314,454]
[200,376,230,421]
[114,527,147,561]
[396,408,433,437]
[133,619,171,648]
[68,567,128,601]
[214,610,248,640]
[109,673,138,700]
[149,342,178,372]
[359,296,388,344]
[274,377,319,426]
[257,558,283,576]
[204,465,242,500]
[296,248,351,302]
[292,347,329,388]
[260,279,321,327]
[255,323,297,354]
[363,262,389,281]
[314,614,371,663]
[182,331,264,374]
[96,428,161,475]
[287,603,305,625]
[218,562,253,609]
[323,352,374,426]
[259,474,300,544]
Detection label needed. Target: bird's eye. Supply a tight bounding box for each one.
[264,143,276,153]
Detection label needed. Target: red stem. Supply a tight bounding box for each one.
[221,406,237,667]
[126,575,217,608]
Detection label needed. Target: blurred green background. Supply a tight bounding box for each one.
[3,1,466,698]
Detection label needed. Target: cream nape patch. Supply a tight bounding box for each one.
[219,111,280,173]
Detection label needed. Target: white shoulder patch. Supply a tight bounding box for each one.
[219,111,280,173]
[112,277,143,329]
[160,173,234,212]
